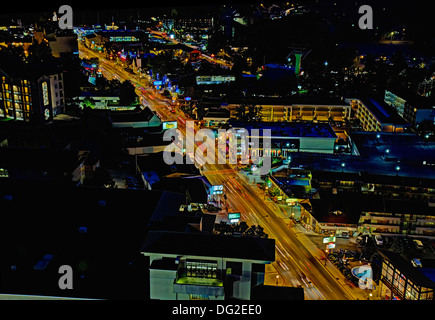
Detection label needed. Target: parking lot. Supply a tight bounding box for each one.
[304,230,435,287]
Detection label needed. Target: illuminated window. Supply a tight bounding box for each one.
[42,82,49,106]
[186,259,217,279]
[0,168,8,178]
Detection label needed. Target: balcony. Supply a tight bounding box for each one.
[359,217,401,226]
[173,267,225,297]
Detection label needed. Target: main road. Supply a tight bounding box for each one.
[204,162,356,300]
[78,42,359,300]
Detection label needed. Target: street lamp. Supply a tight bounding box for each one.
[341,162,345,172]
[276,275,279,286]
[395,165,400,176]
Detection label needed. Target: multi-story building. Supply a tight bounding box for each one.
[48,73,65,116]
[141,230,275,300]
[95,30,148,51]
[0,65,64,122]
[378,250,435,300]
[384,88,435,128]
[228,120,338,157]
[346,97,409,132]
[46,30,79,58]
[357,199,435,238]
[225,96,351,123]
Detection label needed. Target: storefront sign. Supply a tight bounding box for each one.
[323,236,336,243]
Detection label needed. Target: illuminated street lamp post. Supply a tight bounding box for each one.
[341,162,345,172]
[395,165,400,176]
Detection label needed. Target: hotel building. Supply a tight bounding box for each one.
[0,66,65,122]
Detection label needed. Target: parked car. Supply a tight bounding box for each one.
[188,203,201,212]
[414,239,424,250]
[411,258,422,268]
[374,235,383,246]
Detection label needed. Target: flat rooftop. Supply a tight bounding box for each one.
[351,131,435,166]
[229,121,337,139]
[287,131,435,180]
[357,96,409,125]
[141,230,275,262]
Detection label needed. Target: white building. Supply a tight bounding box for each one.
[141,230,275,300]
[49,73,65,116]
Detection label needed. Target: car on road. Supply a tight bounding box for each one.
[374,235,383,246]
[414,239,424,250]
[411,258,422,267]
[188,203,201,212]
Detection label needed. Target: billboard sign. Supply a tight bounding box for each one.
[88,76,96,85]
[211,185,223,194]
[163,121,178,130]
[327,243,336,249]
[323,236,336,244]
[153,80,163,86]
[228,212,241,220]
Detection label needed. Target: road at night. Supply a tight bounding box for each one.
[78,43,367,300]
[204,162,358,300]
